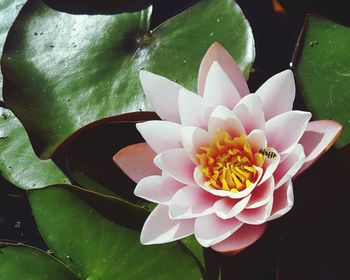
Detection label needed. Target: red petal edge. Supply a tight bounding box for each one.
[113,142,161,183]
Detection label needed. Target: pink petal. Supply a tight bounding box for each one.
[247,129,267,152]
[211,223,267,254]
[297,120,342,175]
[207,105,245,138]
[136,121,182,153]
[274,144,305,189]
[113,143,161,183]
[169,186,218,219]
[203,61,241,109]
[178,88,213,129]
[194,167,263,199]
[139,70,182,123]
[265,110,311,154]
[232,94,265,134]
[246,177,274,209]
[213,195,251,219]
[134,173,184,205]
[140,205,194,244]
[194,214,243,247]
[198,42,249,98]
[154,148,196,186]
[236,199,273,225]
[181,126,211,164]
[268,180,294,221]
[256,70,295,120]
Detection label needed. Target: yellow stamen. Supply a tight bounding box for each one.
[254,153,265,167]
[196,129,264,192]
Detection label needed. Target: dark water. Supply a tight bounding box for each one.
[0,178,46,249]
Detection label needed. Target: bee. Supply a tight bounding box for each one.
[259,147,277,159]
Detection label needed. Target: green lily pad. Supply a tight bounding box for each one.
[41,0,152,14]
[0,0,26,101]
[293,15,350,148]
[28,186,205,279]
[0,106,151,230]
[63,183,149,231]
[66,183,205,267]
[2,0,254,159]
[70,170,117,197]
[0,107,68,189]
[0,243,79,280]
[181,235,205,268]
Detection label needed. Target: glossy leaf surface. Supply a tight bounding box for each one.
[0,107,68,189]
[2,0,254,158]
[0,107,150,230]
[293,16,350,147]
[62,184,149,231]
[0,0,26,101]
[0,244,78,280]
[41,0,152,14]
[29,186,204,279]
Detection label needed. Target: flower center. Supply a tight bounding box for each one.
[196,129,265,193]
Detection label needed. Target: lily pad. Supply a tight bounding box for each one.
[28,186,205,279]
[70,170,116,197]
[41,0,152,14]
[63,184,149,231]
[0,106,150,230]
[65,184,205,267]
[293,15,350,148]
[0,0,26,101]
[2,0,254,159]
[181,235,205,268]
[0,107,68,189]
[0,243,78,280]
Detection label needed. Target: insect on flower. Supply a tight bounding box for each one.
[258,147,277,159]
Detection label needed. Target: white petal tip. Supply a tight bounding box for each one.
[140,235,153,245]
[196,238,212,248]
[153,154,162,168]
[139,70,158,87]
[135,122,144,131]
[211,60,220,67]
[133,184,143,197]
[281,69,293,77]
[139,69,150,78]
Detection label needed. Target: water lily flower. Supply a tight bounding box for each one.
[114,43,342,254]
